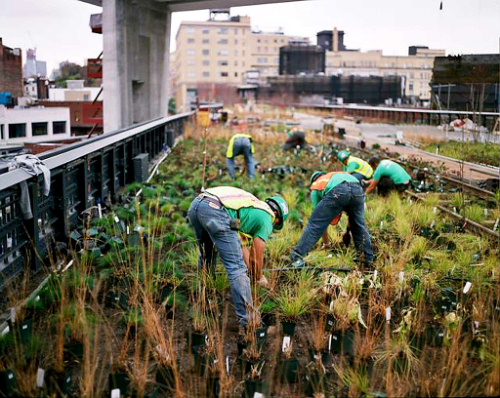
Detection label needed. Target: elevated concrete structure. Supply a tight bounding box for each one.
[78,0,307,132]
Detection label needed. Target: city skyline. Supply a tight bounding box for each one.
[0,0,499,74]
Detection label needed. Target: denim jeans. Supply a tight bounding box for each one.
[291,182,373,264]
[226,137,255,179]
[187,195,255,326]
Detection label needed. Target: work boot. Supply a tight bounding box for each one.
[290,257,306,269]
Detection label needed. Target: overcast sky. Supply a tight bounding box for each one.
[1,0,499,74]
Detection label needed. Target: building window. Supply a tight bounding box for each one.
[187,60,195,66]
[235,28,238,34]
[274,39,277,43]
[203,72,210,77]
[53,121,66,135]
[235,61,238,66]
[187,49,195,55]
[257,39,261,43]
[217,39,228,45]
[188,38,195,43]
[202,49,209,56]
[218,27,228,34]
[218,60,228,66]
[257,57,268,64]
[264,46,268,52]
[235,50,238,56]
[202,60,210,66]
[187,72,196,79]
[9,124,26,139]
[409,83,414,91]
[0,124,3,140]
[235,72,238,77]
[32,122,48,136]
[202,39,210,44]
[257,46,261,52]
[220,72,228,77]
[187,27,195,33]
[235,39,238,44]
[202,28,210,34]
[217,50,228,56]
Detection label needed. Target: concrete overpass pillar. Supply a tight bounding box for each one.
[103,0,171,132]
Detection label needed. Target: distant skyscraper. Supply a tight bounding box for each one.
[24,49,47,78]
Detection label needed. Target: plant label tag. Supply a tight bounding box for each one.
[398,272,404,283]
[474,321,480,330]
[10,307,16,323]
[1,326,9,336]
[8,372,13,379]
[22,324,28,330]
[35,295,40,302]
[494,218,499,231]
[433,207,437,214]
[36,368,45,388]
[282,336,291,352]
[126,225,130,234]
[439,332,444,338]
[484,208,488,217]
[453,207,457,213]
[463,282,472,294]
[253,393,264,398]
[98,203,102,219]
[114,216,120,223]
[373,270,378,281]
[430,220,435,229]
[328,334,332,351]
[111,389,121,398]
[380,221,384,229]
[385,307,391,322]
[259,332,265,338]
[226,356,230,375]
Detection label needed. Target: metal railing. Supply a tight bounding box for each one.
[0,112,192,289]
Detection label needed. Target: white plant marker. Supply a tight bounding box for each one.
[226,356,230,375]
[380,221,384,229]
[36,368,45,388]
[453,207,457,213]
[373,270,378,281]
[10,307,16,323]
[493,218,499,231]
[433,207,437,215]
[126,225,130,235]
[114,215,120,223]
[98,203,102,219]
[430,220,435,229]
[328,334,333,351]
[399,271,404,284]
[463,282,472,294]
[484,208,488,217]
[385,307,391,322]
[111,389,121,398]
[282,336,291,352]
[254,393,264,398]
[1,326,10,337]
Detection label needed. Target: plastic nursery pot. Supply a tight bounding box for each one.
[261,312,276,327]
[304,369,331,397]
[308,349,332,367]
[155,365,176,392]
[329,330,355,356]
[325,314,336,332]
[7,317,33,344]
[0,369,17,396]
[106,290,129,310]
[244,378,268,398]
[357,359,375,380]
[243,357,265,377]
[64,339,84,362]
[280,358,300,384]
[426,325,445,347]
[256,327,268,350]
[193,346,215,377]
[206,376,220,398]
[46,368,73,396]
[109,370,131,397]
[187,330,207,354]
[281,320,296,336]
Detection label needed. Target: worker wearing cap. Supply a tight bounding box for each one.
[290,172,373,267]
[365,157,412,196]
[283,128,307,150]
[188,186,289,327]
[337,151,373,183]
[226,134,255,180]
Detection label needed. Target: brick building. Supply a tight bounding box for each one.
[0,38,23,98]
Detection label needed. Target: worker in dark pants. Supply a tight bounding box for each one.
[187,186,289,327]
[226,134,255,180]
[283,128,307,150]
[366,157,412,196]
[290,172,373,267]
[337,150,373,183]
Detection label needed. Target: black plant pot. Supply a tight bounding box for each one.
[243,357,265,376]
[256,327,268,350]
[426,325,445,347]
[325,314,336,332]
[0,369,17,397]
[7,318,33,345]
[193,346,212,377]
[261,312,276,326]
[243,378,268,398]
[46,368,73,396]
[308,349,332,367]
[156,365,176,392]
[188,331,207,354]
[330,330,355,356]
[281,320,296,336]
[64,340,84,362]
[357,359,375,379]
[159,284,174,303]
[109,370,130,396]
[206,375,220,398]
[392,353,409,374]
[280,358,300,384]
[304,369,330,397]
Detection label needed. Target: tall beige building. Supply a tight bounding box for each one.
[174,14,307,112]
[324,29,445,101]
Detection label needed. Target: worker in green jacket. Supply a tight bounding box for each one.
[291,172,373,267]
[365,157,412,196]
[226,133,255,180]
[188,186,289,326]
[337,150,373,183]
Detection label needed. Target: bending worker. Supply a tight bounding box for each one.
[283,128,307,151]
[188,186,288,327]
[365,157,412,196]
[337,150,373,183]
[226,133,255,180]
[290,172,373,267]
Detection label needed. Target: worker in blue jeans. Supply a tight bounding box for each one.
[187,187,289,327]
[226,134,255,179]
[291,173,373,267]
